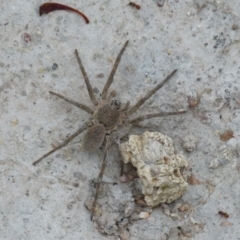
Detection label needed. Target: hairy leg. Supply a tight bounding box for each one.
[75,49,98,106]
[101,41,129,100]
[121,101,130,112]
[128,109,186,124]
[127,69,177,115]
[33,121,90,165]
[90,137,110,220]
[49,91,94,115]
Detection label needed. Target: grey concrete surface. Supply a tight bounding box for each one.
[1,0,240,239]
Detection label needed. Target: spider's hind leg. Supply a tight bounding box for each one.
[32,122,90,165]
[90,138,110,220]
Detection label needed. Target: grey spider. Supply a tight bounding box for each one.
[33,40,186,220]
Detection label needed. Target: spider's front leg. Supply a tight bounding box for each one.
[101,41,129,100]
[49,91,94,114]
[75,49,99,106]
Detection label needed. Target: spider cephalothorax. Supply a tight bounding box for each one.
[33,40,186,220]
[95,101,121,129]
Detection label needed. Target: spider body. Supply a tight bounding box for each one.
[95,101,121,129]
[33,40,186,220]
[83,91,127,151]
[82,124,106,152]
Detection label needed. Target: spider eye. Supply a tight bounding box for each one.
[111,100,121,110]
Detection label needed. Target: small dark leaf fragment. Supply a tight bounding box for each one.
[39,2,90,24]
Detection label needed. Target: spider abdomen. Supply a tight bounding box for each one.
[82,124,106,152]
[97,104,120,129]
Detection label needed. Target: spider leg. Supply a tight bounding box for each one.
[121,101,130,112]
[101,40,129,100]
[33,122,90,166]
[127,69,178,115]
[49,91,94,115]
[90,131,134,219]
[116,138,125,176]
[128,110,186,124]
[107,90,117,101]
[90,138,110,220]
[75,49,98,106]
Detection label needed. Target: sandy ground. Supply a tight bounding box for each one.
[1,0,240,239]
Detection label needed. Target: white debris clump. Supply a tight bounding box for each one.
[182,134,198,152]
[120,131,188,207]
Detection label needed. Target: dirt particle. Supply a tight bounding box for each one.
[21,33,31,43]
[220,130,234,142]
[187,174,201,185]
[96,73,104,78]
[232,24,238,30]
[52,63,58,70]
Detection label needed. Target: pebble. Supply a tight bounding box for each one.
[139,212,150,219]
[182,134,198,152]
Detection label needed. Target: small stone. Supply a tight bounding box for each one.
[11,119,19,126]
[162,204,171,216]
[220,221,233,226]
[170,213,180,219]
[220,130,234,142]
[84,198,93,210]
[188,96,199,107]
[187,90,199,108]
[157,0,165,7]
[178,204,190,212]
[124,202,136,217]
[130,213,140,221]
[232,24,238,30]
[21,33,31,43]
[72,182,79,188]
[73,172,86,180]
[135,199,148,207]
[182,134,198,152]
[139,212,150,219]
[52,63,58,70]
[117,217,129,227]
[209,158,220,169]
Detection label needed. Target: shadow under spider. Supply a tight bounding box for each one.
[32,40,186,220]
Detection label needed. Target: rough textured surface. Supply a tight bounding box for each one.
[1,0,240,239]
[121,131,188,206]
